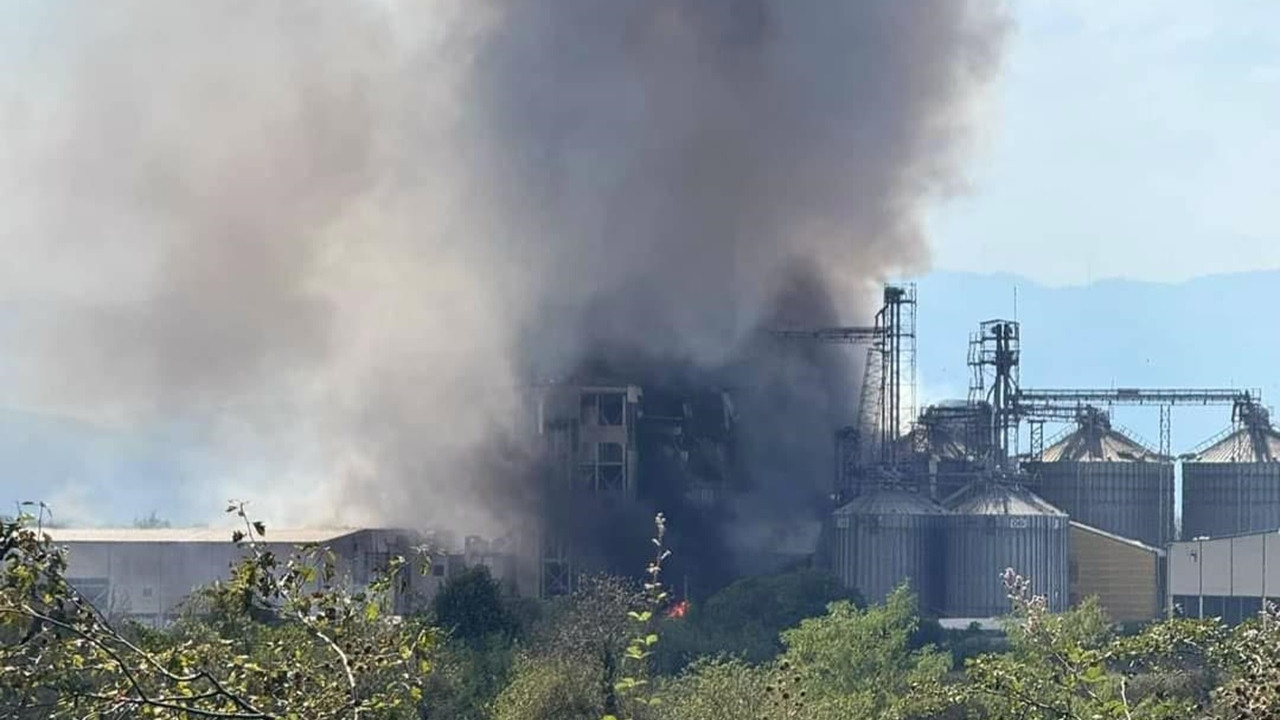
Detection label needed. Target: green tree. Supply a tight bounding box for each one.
[656,568,857,673]
[774,585,951,719]
[961,569,1223,720]
[0,503,434,719]
[431,565,514,645]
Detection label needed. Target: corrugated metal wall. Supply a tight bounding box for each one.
[1069,524,1161,622]
[943,510,1069,618]
[1031,461,1174,547]
[1182,462,1280,539]
[831,504,945,614]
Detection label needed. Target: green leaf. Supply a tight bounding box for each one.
[231,530,246,544]
[252,520,267,537]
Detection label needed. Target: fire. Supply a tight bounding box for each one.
[667,600,689,619]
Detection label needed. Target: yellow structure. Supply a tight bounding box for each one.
[1069,521,1164,623]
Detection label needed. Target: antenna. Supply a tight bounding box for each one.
[1013,285,1019,323]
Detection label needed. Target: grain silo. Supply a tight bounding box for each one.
[943,481,1069,618]
[830,487,947,614]
[1182,403,1280,539]
[1025,409,1174,547]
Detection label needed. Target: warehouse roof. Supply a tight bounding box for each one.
[43,527,365,544]
[1070,521,1164,556]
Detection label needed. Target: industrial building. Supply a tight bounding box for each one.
[44,526,516,627]
[1169,530,1280,625]
[1069,521,1164,624]
[814,284,1270,622]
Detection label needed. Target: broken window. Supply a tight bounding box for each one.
[599,393,625,425]
[580,393,599,425]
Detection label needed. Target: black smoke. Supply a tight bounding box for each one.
[0,0,1007,578]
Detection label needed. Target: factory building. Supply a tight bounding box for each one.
[1069,521,1164,624]
[1169,530,1280,625]
[44,527,514,627]
[528,379,737,598]
[1182,403,1280,540]
[1026,409,1174,548]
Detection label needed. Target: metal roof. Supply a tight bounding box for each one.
[835,488,948,516]
[1193,427,1280,463]
[947,483,1066,517]
[43,527,364,544]
[1041,422,1159,463]
[1069,520,1164,556]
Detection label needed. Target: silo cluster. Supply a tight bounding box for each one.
[830,479,1069,618]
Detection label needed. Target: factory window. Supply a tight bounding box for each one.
[432,562,446,577]
[580,394,599,425]
[580,392,625,426]
[599,393,624,426]
[68,578,110,609]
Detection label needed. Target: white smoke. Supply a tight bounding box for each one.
[0,1,1008,533]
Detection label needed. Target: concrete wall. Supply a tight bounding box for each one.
[1069,523,1162,623]
[1169,532,1280,606]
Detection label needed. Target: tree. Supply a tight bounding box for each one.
[431,565,515,644]
[0,503,434,719]
[655,568,858,673]
[961,570,1224,720]
[774,585,951,719]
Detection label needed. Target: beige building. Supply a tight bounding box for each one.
[45,527,515,627]
[1069,521,1164,623]
[1169,530,1280,625]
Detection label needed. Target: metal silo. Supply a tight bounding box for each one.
[831,487,947,614]
[1183,403,1280,539]
[943,482,1069,618]
[1026,410,1174,547]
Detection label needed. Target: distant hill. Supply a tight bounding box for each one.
[910,270,1280,453]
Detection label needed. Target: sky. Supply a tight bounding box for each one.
[928,1,1280,287]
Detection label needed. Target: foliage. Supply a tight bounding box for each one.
[431,565,515,645]
[774,586,951,719]
[9,502,1280,720]
[960,569,1226,720]
[654,567,858,674]
[418,634,514,720]
[0,502,433,719]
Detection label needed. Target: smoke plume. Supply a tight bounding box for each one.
[0,2,1006,553]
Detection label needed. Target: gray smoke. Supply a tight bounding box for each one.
[0,1,1007,536]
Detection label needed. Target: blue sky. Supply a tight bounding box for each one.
[929,1,1280,287]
